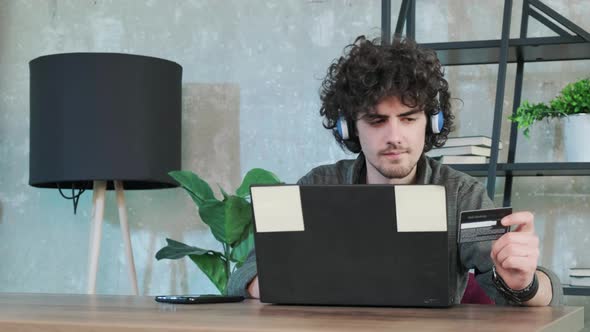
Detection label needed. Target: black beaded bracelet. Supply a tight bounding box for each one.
[492,266,539,304]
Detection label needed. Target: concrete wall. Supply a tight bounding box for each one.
[0,1,588,320]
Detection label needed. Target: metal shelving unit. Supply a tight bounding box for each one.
[421,36,590,66]
[450,162,590,177]
[563,285,590,296]
[384,0,590,296]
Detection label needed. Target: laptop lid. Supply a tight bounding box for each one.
[250,184,455,307]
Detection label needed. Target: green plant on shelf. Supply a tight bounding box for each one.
[155,168,281,295]
[509,78,590,137]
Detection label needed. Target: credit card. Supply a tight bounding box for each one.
[458,207,512,243]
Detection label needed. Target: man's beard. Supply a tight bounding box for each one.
[372,160,416,179]
[369,145,418,179]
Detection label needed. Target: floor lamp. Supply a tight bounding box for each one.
[29,53,182,295]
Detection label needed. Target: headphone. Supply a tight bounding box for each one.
[337,93,445,140]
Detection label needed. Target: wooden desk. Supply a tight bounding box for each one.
[0,293,583,332]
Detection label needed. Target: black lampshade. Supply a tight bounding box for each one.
[29,53,182,190]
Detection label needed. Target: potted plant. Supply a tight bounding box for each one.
[155,168,281,295]
[510,78,590,161]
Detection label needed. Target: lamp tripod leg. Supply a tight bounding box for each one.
[88,180,106,294]
[115,180,139,295]
[88,185,98,267]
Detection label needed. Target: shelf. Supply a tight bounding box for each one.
[448,162,590,177]
[420,36,590,66]
[563,285,590,296]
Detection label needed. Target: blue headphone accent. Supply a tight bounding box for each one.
[336,114,353,140]
[430,111,444,134]
[430,91,445,134]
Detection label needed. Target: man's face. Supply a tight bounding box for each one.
[355,96,426,184]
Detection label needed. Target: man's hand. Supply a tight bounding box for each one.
[247,276,260,299]
[490,211,539,290]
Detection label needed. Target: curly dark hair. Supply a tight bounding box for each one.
[319,35,454,153]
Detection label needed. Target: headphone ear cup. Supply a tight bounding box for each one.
[430,111,444,134]
[430,90,446,134]
[336,116,350,140]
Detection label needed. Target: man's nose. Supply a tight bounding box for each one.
[385,119,403,144]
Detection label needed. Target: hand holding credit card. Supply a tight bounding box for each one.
[458,207,512,243]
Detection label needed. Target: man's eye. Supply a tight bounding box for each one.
[402,117,417,122]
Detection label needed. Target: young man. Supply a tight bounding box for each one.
[228,36,561,306]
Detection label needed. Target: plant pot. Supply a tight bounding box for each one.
[562,113,590,162]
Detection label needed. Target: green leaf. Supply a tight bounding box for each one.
[189,251,228,294]
[236,168,281,197]
[230,223,254,266]
[155,238,210,260]
[224,196,253,245]
[218,184,230,201]
[197,200,226,243]
[169,171,217,207]
[154,239,228,294]
[225,196,253,245]
[198,196,253,246]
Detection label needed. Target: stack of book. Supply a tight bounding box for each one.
[569,267,590,287]
[426,136,502,164]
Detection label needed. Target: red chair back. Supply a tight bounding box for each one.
[461,272,494,304]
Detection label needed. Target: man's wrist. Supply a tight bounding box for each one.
[492,266,539,304]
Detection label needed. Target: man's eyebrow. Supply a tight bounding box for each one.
[397,108,423,117]
[359,108,422,120]
[359,113,388,120]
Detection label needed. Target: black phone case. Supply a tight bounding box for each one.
[154,295,244,304]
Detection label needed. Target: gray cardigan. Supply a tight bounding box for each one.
[227,153,563,305]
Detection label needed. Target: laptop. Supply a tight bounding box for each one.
[249,184,456,307]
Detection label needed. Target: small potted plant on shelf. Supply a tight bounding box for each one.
[155,168,281,295]
[509,78,590,161]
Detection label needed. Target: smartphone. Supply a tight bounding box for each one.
[154,294,245,304]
